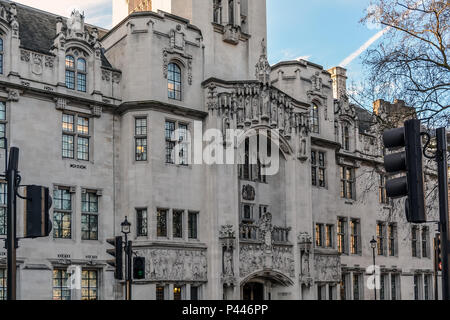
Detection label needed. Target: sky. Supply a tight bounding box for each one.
[13,0,384,85]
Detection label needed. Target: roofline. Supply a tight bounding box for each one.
[100,9,202,42]
[271,60,328,73]
[0,0,109,33]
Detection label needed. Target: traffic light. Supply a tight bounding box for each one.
[383,119,426,223]
[133,257,145,280]
[437,234,443,272]
[24,185,52,238]
[107,236,123,280]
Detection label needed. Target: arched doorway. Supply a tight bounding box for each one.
[243,282,264,301]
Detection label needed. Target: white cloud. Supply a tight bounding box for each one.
[14,0,112,28]
[339,26,390,68]
[296,55,311,61]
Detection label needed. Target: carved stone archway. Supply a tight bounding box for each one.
[240,269,294,300]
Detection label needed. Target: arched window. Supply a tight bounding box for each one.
[342,124,350,151]
[0,38,3,75]
[65,55,87,92]
[168,63,181,100]
[213,0,222,24]
[311,104,320,134]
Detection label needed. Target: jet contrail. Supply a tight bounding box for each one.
[339,26,390,68]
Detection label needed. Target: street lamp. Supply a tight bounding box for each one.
[370,236,378,301]
[121,217,132,300]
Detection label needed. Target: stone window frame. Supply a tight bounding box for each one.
[311,150,327,188]
[81,188,101,241]
[65,48,88,93]
[167,61,182,101]
[337,217,348,254]
[0,101,7,149]
[61,112,92,162]
[52,186,75,240]
[172,209,184,239]
[421,226,430,259]
[136,207,148,238]
[156,208,169,238]
[350,218,361,255]
[341,122,351,151]
[391,273,401,300]
[352,272,363,300]
[240,203,254,223]
[376,221,387,256]
[165,119,191,166]
[411,225,421,258]
[388,223,398,257]
[188,211,199,240]
[413,273,423,300]
[423,273,433,300]
[310,103,320,134]
[340,165,356,200]
[0,37,3,75]
[378,173,389,205]
[0,181,6,237]
[52,268,71,300]
[134,116,148,162]
[213,0,223,24]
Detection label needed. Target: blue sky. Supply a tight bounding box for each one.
[16,0,381,85]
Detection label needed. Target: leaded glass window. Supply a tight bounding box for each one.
[62,114,90,161]
[0,102,6,149]
[0,38,3,75]
[388,223,397,256]
[325,224,333,248]
[168,63,181,100]
[340,166,355,200]
[173,210,183,238]
[315,224,323,247]
[157,209,168,237]
[0,182,6,236]
[53,188,72,239]
[81,270,98,300]
[379,174,389,204]
[350,219,360,255]
[188,212,198,239]
[311,104,319,133]
[391,274,398,300]
[0,268,6,300]
[165,121,175,164]
[81,192,98,241]
[337,218,346,254]
[136,209,148,237]
[412,226,419,257]
[353,273,360,300]
[422,226,429,258]
[52,269,71,300]
[135,117,148,161]
[377,222,385,256]
[66,55,87,92]
[178,124,188,166]
[342,124,350,150]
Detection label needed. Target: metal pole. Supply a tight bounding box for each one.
[127,240,132,301]
[124,233,129,301]
[434,234,439,300]
[436,127,449,300]
[6,147,19,301]
[372,247,377,301]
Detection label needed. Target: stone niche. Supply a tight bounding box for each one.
[136,248,207,282]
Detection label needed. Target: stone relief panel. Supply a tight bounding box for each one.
[314,254,341,283]
[239,244,295,279]
[136,248,207,282]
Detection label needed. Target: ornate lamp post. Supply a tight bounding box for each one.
[121,217,132,300]
[370,236,378,301]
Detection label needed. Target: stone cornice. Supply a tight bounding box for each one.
[118,100,208,119]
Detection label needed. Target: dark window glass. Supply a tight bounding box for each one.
[157,209,168,237]
[311,104,319,133]
[156,286,165,300]
[137,209,148,237]
[188,212,198,239]
[353,274,360,300]
[77,73,86,92]
[173,210,183,238]
[0,268,5,300]
[377,222,385,256]
[165,121,176,164]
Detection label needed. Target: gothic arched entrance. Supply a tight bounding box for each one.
[240,270,294,300]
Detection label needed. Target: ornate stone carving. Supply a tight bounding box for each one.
[311,72,323,92]
[102,70,111,81]
[20,50,30,62]
[239,244,295,279]
[242,185,255,201]
[255,38,271,85]
[112,72,122,84]
[55,98,67,110]
[220,225,235,239]
[32,53,43,75]
[314,254,341,283]
[223,25,241,45]
[170,25,186,52]
[45,56,55,68]
[138,248,207,282]
[7,89,20,102]
[220,225,236,286]
[258,212,273,252]
[91,105,102,117]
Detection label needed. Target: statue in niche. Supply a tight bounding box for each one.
[301,251,310,276]
[223,246,234,277]
[170,24,185,51]
[259,212,273,252]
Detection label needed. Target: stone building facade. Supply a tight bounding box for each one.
[0,0,441,300]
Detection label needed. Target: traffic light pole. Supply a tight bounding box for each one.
[6,147,19,301]
[436,128,449,300]
[127,240,132,301]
